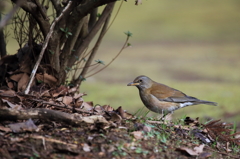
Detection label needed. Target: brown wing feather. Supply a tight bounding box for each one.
[149,81,217,105]
[150,82,187,99]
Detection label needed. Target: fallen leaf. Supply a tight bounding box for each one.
[102,105,114,111]
[131,131,144,139]
[82,102,93,111]
[68,85,79,94]
[1,99,22,110]
[36,73,58,87]
[74,98,83,108]
[73,92,85,99]
[176,144,205,156]
[62,96,72,105]
[134,123,152,132]
[0,126,12,132]
[8,118,38,133]
[0,88,16,97]
[194,144,205,154]
[17,72,29,91]
[82,143,91,152]
[109,112,122,123]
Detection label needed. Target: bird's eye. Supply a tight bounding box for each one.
[139,79,142,82]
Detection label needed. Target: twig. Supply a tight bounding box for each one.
[24,1,72,94]
[29,98,93,114]
[0,108,108,125]
[0,0,23,30]
[85,35,130,78]
[34,0,48,20]
[78,4,114,82]
[67,2,116,68]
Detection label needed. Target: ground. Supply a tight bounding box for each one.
[0,85,239,159]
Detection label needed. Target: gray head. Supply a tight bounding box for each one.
[127,75,153,90]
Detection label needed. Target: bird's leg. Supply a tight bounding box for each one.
[159,110,169,121]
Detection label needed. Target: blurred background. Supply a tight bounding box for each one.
[5,1,240,123]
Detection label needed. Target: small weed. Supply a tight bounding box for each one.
[112,143,127,157]
[135,147,149,154]
[60,27,72,38]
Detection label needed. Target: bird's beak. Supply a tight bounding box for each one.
[127,82,139,86]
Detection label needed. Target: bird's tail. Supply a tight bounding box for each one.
[196,100,218,106]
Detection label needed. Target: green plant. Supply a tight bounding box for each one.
[60,27,72,38]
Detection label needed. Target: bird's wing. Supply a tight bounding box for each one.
[161,96,199,103]
[150,82,199,103]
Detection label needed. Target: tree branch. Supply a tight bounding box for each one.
[33,0,48,20]
[88,8,98,31]
[73,8,113,85]
[0,15,6,58]
[24,1,73,94]
[50,0,63,15]
[0,0,23,30]
[0,108,108,125]
[14,0,50,37]
[67,2,115,68]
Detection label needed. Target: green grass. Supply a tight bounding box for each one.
[81,42,240,123]
[106,0,240,42]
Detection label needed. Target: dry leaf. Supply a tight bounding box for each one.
[109,112,122,123]
[50,86,68,97]
[17,72,29,91]
[82,102,93,111]
[82,143,91,152]
[7,81,14,89]
[0,126,12,132]
[81,115,108,124]
[0,89,16,97]
[10,73,24,82]
[135,123,152,132]
[36,73,58,87]
[177,144,205,156]
[73,92,85,99]
[102,105,114,111]
[75,98,83,108]
[1,99,22,110]
[8,118,38,133]
[62,96,72,105]
[131,131,144,139]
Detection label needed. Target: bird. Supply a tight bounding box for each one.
[127,75,217,118]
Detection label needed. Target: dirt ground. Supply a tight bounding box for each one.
[0,85,239,159]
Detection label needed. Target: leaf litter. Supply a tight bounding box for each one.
[0,84,239,159]
[0,57,239,158]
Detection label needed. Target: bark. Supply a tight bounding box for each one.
[0,108,109,125]
[67,2,115,68]
[0,15,6,58]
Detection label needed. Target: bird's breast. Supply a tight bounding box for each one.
[139,90,179,113]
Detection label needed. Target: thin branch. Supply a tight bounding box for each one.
[88,8,98,31]
[50,0,62,15]
[60,16,87,72]
[16,0,50,37]
[76,7,113,84]
[67,2,115,68]
[24,1,73,94]
[86,35,130,78]
[33,0,48,20]
[0,0,23,30]
[0,14,7,58]
[0,108,108,125]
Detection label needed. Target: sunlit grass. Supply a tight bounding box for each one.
[81,42,240,123]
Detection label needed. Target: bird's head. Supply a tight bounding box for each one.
[127,75,153,90]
